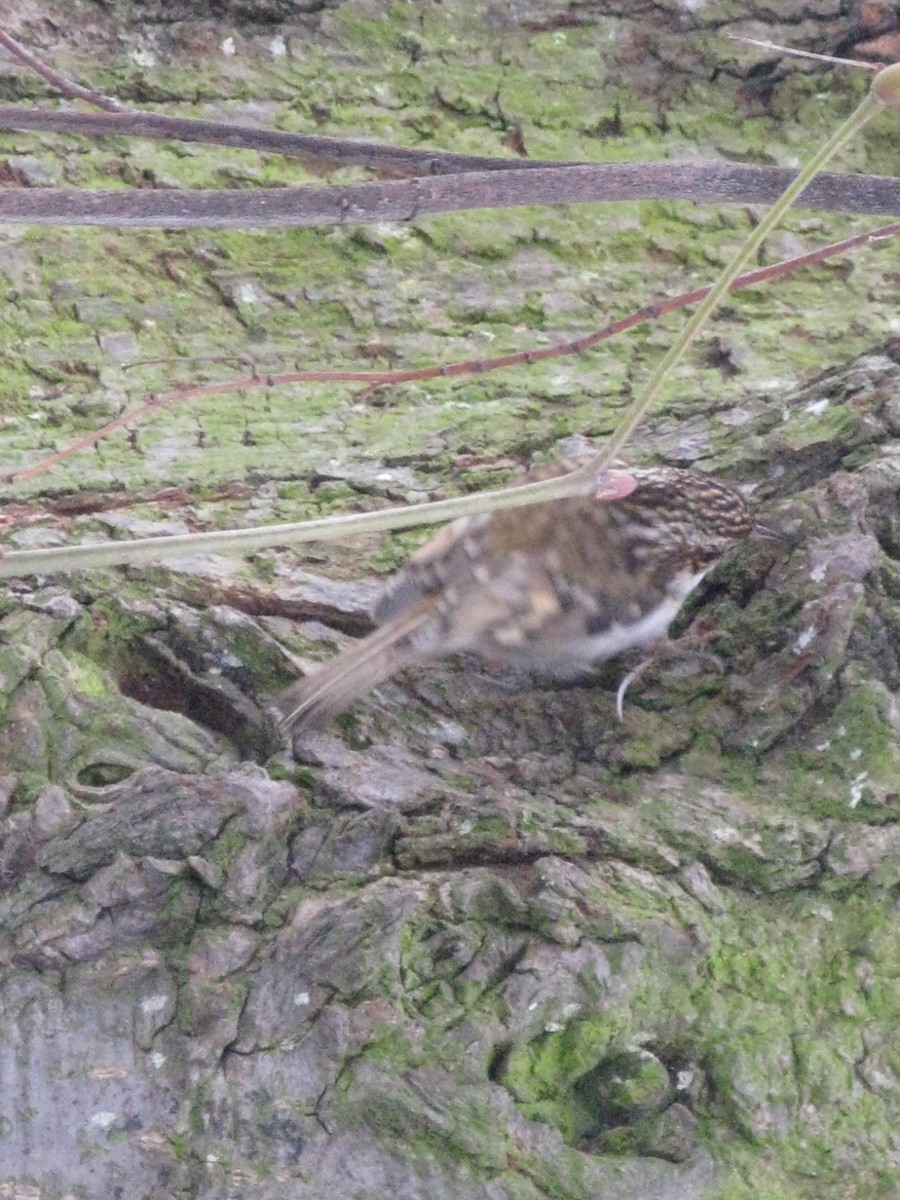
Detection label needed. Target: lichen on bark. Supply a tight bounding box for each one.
[1,3,899,1198]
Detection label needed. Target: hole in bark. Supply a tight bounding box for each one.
[487,1041,512,1083]
[76,761,138,788]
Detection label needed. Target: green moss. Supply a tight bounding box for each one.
[480,876,900,1194]
[363,1021,419,1069]
[503,1021,682,1145]
[758,678,900,822]
[3,10,899,1199]
[168,1132,190,1162]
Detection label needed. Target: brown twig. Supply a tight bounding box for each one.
[8,220,897,486]
[0,28,130,112]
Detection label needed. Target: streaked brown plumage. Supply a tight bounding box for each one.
[277,463,754,733]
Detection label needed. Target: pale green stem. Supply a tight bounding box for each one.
[2,69,896,582]
[572,82,884,481]
[0,471,591,579]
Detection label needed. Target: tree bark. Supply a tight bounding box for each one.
[1,3,899,1198]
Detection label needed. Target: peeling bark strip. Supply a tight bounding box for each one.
[0,162,897,229]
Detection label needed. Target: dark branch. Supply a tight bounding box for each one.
[0,33,128,113]
[0,161,896,229]
[0,106,568,175]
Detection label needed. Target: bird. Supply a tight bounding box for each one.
[276,461,755,734]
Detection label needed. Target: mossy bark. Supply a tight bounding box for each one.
[1,3,899,1198]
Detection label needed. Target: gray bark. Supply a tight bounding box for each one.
[1,2,899,1198]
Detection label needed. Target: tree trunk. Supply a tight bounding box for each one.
[1,3,899,1197]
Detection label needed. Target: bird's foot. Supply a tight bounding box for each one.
[615,629,723,721]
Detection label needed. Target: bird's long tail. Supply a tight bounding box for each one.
[276,604,434,733]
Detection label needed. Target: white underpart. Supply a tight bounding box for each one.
[548,567,709,671]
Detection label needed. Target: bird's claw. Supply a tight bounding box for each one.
[614,631,724,722]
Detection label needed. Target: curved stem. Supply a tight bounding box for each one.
[0,77,892,580]
[573,84,882,483]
